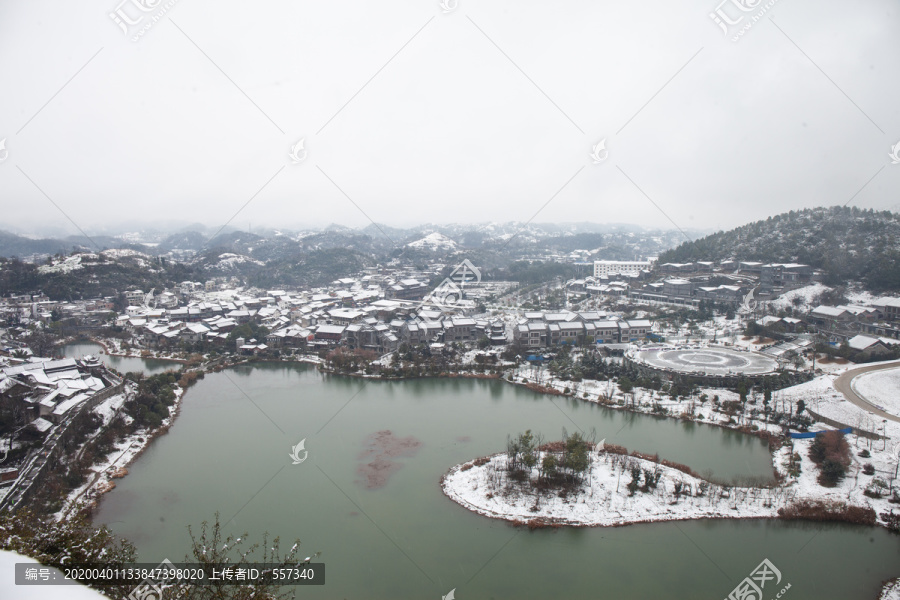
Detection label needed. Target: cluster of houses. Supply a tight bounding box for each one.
[807,299,900,357]
[513,311,652,348]
[0,356,124,511]
[573,260,815,309]
[760,299,900,358]
[115,280,515,355]
[113,276,662,355]
[0,356,121,429]
[630,278,746,307]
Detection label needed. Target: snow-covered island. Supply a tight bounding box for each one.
[442,425,898,531]
[442,442,791,527]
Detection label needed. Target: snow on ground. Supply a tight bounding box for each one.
[766,283,831,312]
[808,355,853,374]
[100,248,149,259]
[56,387,185,520]
[852,367,900,417]
[38,254,84,274]
[450,359,900,532]
[444,401,900,531]
[511,363,781,433]
[91,393,127,427]
[846,289,881,306]
[881,579,900,600]
[631,347,778,376]
[406,232,458,251]
[781,372,849,418]
[729,335,777,351]
[442,448,790,528]
[779,370,900,441]
[214,253,264,269]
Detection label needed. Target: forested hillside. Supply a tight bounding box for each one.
[659,207,900,291]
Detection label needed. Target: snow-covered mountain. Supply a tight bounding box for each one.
[406,232,459,251]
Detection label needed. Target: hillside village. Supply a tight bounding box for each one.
[3,255,900,363]
[2,246,900,586]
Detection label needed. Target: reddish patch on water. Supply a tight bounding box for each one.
[356,430,423,490]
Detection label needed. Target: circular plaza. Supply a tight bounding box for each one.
[628,346,779,382]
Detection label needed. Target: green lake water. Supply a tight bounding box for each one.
[90,362,900,599]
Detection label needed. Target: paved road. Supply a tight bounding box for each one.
[833,360,900,425]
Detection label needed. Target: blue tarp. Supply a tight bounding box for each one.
[790,427,852,439]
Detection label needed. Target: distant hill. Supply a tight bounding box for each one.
[157,231,208,252]
[0,230,148,257]
[0,221,698,296]
[659,206,900,291]
[0,230,71,257]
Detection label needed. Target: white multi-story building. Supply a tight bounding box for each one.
[593,259,655,278]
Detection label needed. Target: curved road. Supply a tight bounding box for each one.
[833,360,900,425]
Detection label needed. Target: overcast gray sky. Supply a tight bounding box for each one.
[0,0,898,236]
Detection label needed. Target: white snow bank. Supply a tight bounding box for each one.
[881,578,900,600]
[851,367,900,418]
[766,283,831,312]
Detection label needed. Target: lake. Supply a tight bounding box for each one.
[92,362,900,599]
[61,341,181,376]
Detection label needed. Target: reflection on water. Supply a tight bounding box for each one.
[61,342,181,376]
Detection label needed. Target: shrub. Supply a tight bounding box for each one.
[178,370,204,388]
[864,479,888,499]
[809,431,851,487]
[818,459,847,487]
[881,510,900,534]
[862,463,875,475]
[626,465,641,496]
[0,509,136,597]
[778,500,876,525]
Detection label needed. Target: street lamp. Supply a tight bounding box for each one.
[892,443,900,496]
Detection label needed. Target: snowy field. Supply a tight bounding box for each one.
[777,368,900,439]
[765,283,831,312]
[852,367,900,418]
[633,347,778,376]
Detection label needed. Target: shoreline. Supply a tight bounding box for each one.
[55,354,896,596]
[60,339,812,453]
[64,354,893,533]
[61,383,188,519]
[82,337,190,364]
[440,448,791,530]
[500,367,787,451]
[439,434,897,532]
